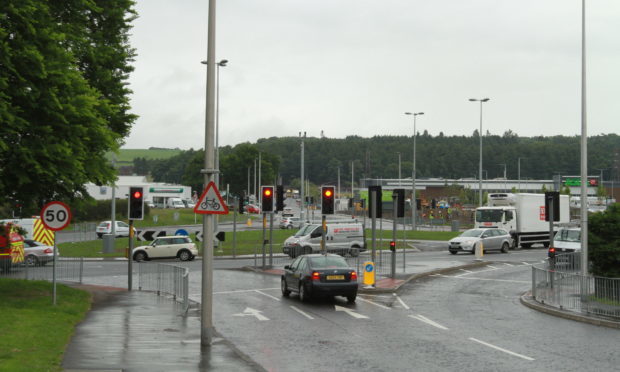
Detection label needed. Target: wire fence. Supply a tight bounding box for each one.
[0,257,84,283]
[532,252,620,320]
[136,262,189,312]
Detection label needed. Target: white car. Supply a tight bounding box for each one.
[553,227,581,253]
[132,236,198,262]
[96,221,135,238]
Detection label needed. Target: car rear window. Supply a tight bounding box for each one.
[308,256,349,269]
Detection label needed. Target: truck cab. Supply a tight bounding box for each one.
[475,207,516,232]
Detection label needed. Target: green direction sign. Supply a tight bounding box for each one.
[562,177,598,187]
[149,187,183,193]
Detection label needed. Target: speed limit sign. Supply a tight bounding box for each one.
[40,201,72,231]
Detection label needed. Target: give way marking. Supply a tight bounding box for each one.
[469,337,535,361]
[335,305,369,319]
[233,307,269,321]
[409,314,449,330]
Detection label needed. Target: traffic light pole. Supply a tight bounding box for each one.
[262,212,266,269]
[391,194,397,279]
[128,220,134,291]
[321,215,326,255]
[371,190,377,264]
[232,198,237,258]
[269,213,273,266]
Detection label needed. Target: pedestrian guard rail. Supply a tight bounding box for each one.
[0,258,190,313]
[531,252,620,320]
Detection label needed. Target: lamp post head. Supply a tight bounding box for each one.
[469,98,490,102]
[415,112,424,116]
[481,98,490,102]
[218,59,228,67]
[405,112,412,115]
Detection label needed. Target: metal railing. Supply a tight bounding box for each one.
[532,252,620,320]
[136,262,189,312]
[0,257,84,283]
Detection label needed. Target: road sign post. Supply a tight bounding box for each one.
[40,201,72,306]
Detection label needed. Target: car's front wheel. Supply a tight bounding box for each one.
[281,278,290,297]
[178,250,191,261]
[287,225,293,229]
[501,242,509,253]
[133,251,147,262]
[449,250,457,255]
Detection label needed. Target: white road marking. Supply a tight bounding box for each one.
[233,307,269,321]
[487,265,499,270]
[214,288,279,295]
[503,263,514,267]
[522,262,532,266]
[290,306,314,320]
[254,290,281,302]
[393,294,410,310]
[431,274,529,284]
[469,337,535,361]
[357,297,391,310]
[409,314,449,330]
[335,305,369,319]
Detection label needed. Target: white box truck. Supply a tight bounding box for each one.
[282,222,366,258]
[475,193,570,248]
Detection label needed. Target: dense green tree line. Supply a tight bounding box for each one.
[138,133,619,196]
[0,0,136,214]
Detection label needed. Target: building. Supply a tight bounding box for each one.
[85,176,192,208]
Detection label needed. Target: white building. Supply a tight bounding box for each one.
[85,176,192,208]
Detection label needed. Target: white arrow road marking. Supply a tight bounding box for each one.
[469,337,535,361]
[357,297,391,310]
[409,314,449,330]
[233,307,269,321]
[335,305,369,319]
[254,289,280,302]
[290,306,314,320]
[393,294,410,310]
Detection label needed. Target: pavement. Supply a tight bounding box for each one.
[62,254,618,371]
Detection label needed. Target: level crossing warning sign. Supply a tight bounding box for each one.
[194,181,229,215]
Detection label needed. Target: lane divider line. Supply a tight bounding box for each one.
[254,290,281,302]
[290,306,314,320]
[214,288,279,295]
[393,294,410,310]
[357,297,391,310]
[409,314,449,330]
[469,337,535,361]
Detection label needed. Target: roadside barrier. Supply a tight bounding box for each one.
[532,252,620,320]
[0,257,84,283]
[137,262,189,312]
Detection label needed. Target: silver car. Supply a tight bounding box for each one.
[23,239,55,266]
[448,228,512,255]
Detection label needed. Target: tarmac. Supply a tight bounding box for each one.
[62,255,619,371]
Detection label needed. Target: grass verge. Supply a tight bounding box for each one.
[0,278,91,372]
[58,229,458,258]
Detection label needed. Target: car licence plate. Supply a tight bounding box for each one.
[326,275,344,280]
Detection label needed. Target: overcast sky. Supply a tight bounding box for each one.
[122,0,620,150]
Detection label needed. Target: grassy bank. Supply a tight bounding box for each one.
[58,229,459,258]
[0,278,91,372]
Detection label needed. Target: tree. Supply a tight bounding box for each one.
[0,0,137,213]
[589,203,620,278]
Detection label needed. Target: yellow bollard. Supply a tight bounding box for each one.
[247,218,252,227]
[363,261,375,286]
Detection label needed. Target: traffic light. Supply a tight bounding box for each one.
[545,191,560,222]
[348,198,353,208]
[368,185,382,218]
[321,186,335,214]
[431,199,437,209]
[238,197,244,214]
[276,185,285,212]
[393,189,405,218]
[261,186,274,212]
[128,186,144,220]
[389,241,396,251]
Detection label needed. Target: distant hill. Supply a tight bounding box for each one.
[107,148,183,166]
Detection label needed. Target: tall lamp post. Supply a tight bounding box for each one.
[397,152,401,185]
[300,132,306,222]
[518,157,526,192]
[469,98,490,206]
[498,163,507,192]
[405,112,424,231]
[201,59,228,190]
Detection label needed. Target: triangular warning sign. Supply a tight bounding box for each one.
[194,181,229,215]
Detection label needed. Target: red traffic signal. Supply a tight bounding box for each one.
[128,186,144,220]
[133,190,142,199]
[261,186,274,212]
[321,186,335,214]
[389,241,396,251]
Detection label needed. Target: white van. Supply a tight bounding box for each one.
[0,218,36,238]
[553,227,581,253]
[167,198,185,209]
[282,223,366,258]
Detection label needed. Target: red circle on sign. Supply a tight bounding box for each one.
[40,201,72,231]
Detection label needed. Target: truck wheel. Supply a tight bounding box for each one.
[501,242,509,253]
[350,247,360,257]
[543,242,550,248]
[521,243,532,249]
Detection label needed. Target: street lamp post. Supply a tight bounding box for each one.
[469,98,490,206]
[397,152,401,185]
[201,59,228,190]
[405,112,424,231]
[518,157,526,192]
[300,132,306,222]
[498,163,507,192]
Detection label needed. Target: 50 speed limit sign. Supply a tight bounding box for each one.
[40,201,72,231]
